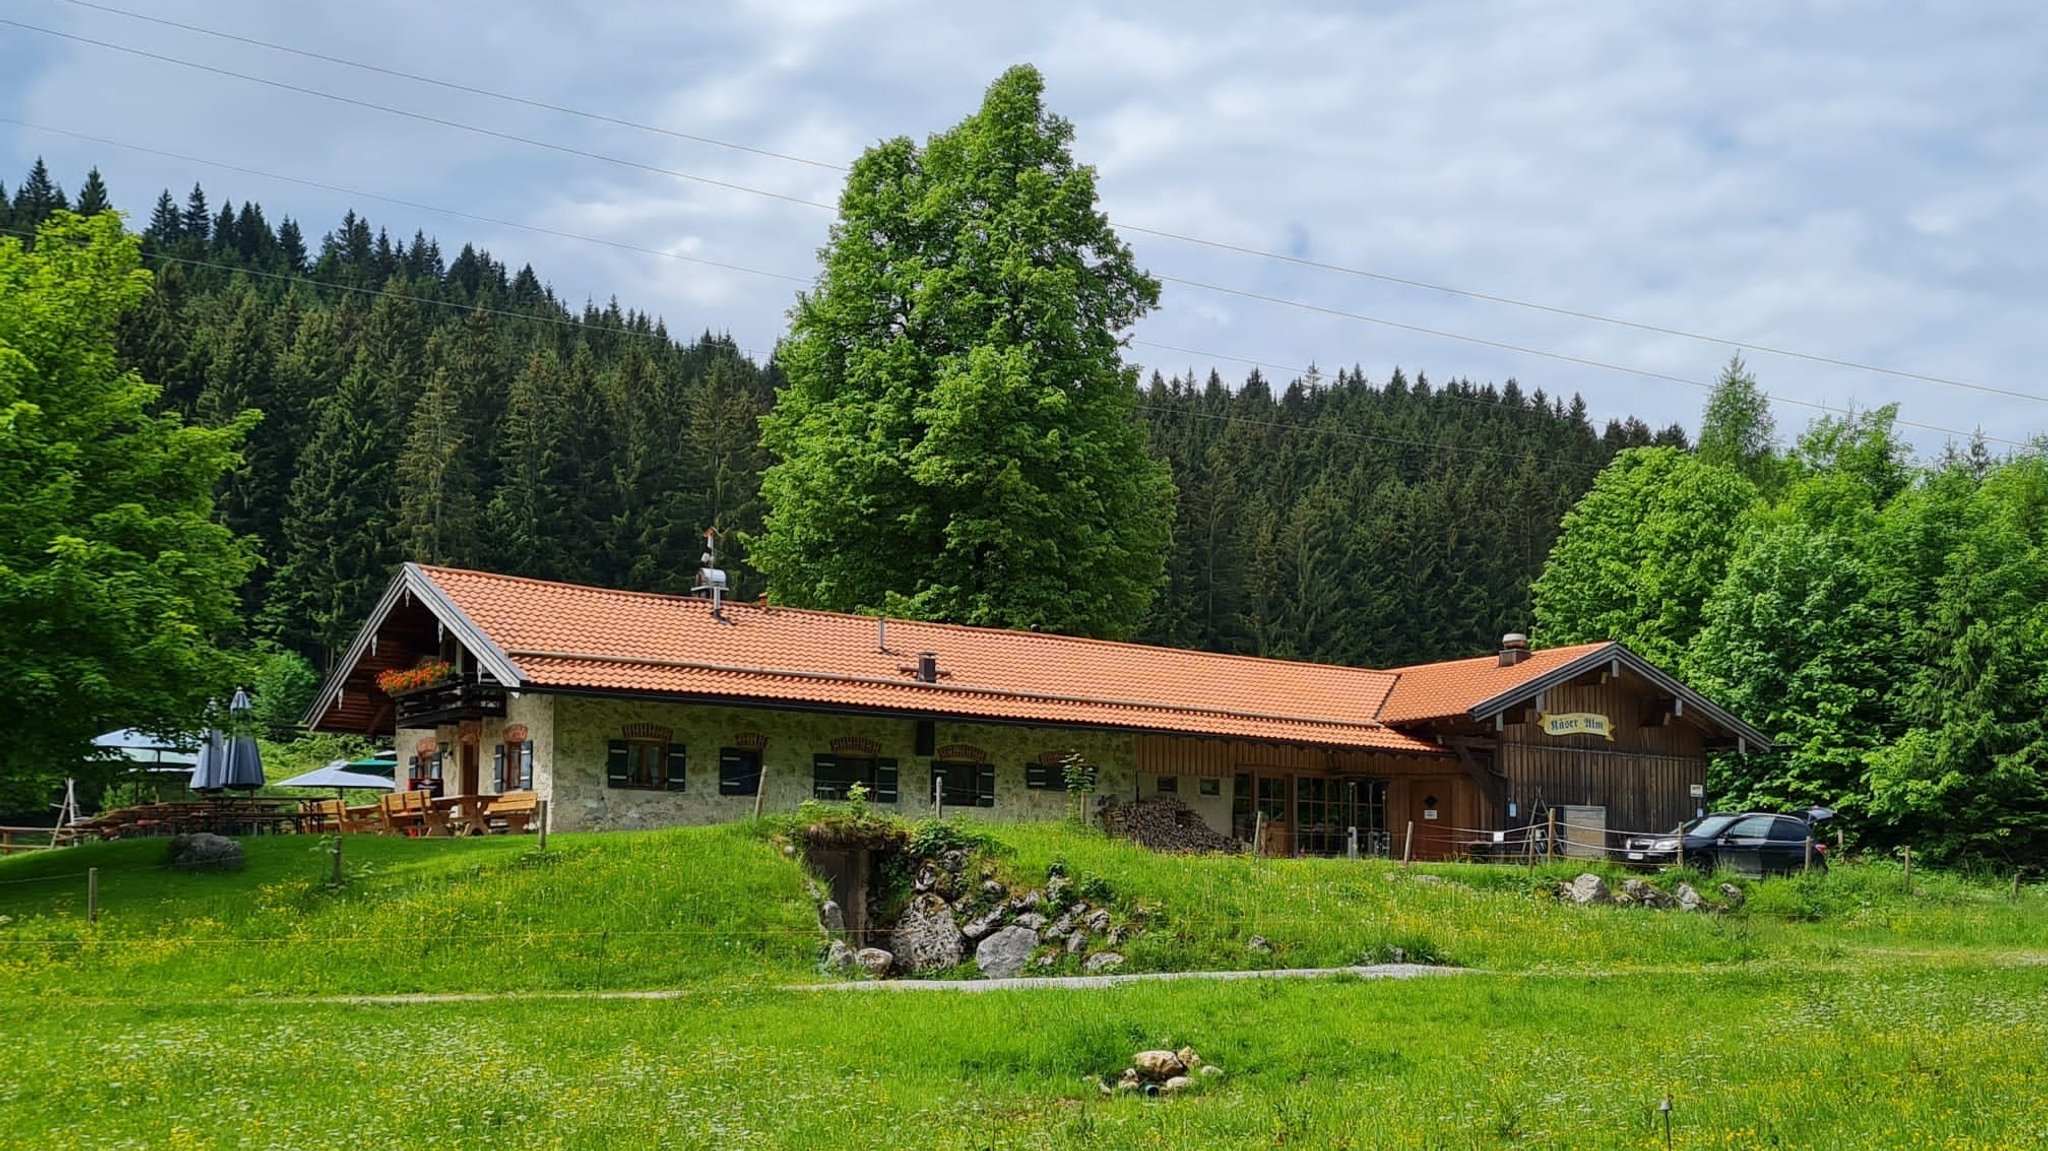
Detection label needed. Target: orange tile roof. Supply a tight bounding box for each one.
[1377,642,1615,724]
[415,566,1445,755]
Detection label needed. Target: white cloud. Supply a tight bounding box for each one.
[3,0,2045,450]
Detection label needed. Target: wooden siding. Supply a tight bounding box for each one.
[1497,677,1709,836]
[1134,733,1455,779]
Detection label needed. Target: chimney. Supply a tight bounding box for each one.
[1498,633,1530,667]
[916,652,939,684]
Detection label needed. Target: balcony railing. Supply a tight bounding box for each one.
[391,679,508,726]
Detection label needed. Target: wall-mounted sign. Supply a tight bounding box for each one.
[1423,809,1439,821]
[1689,783,1705,798]
[1538,712,1614,741]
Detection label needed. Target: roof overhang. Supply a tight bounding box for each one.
[1467,643,1773,752]
[301,563,527,729]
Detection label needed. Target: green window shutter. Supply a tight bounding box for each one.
[812,754,840,799]
[606,740,630,788]
[518,744,534,790]
[492,745,505,791]
[719,749,758,796]
[666,744,688,791]
[874,758,899,804]
[977,762,996,808]
[1025,762,1060,791]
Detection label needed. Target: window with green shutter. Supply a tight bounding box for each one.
[606,737,682,790]
[720,748,763,796]
[813,755,897,802]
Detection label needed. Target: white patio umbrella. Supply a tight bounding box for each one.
[274,761,398,792]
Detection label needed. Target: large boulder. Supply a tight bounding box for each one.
[167,832,243,871]
[1565,874,1613,905]
[823,940,856,973]
[1719,883,1747,909]
[818,900,846,934]
[1084,951,1125,973]
[890,894,966,972]
[975,925,1039,979]
[854,948,893,978]
[1675,882,1708,912]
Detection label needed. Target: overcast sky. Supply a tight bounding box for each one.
[5,0,2044,452]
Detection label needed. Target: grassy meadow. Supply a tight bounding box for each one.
[2,820,2045,1148]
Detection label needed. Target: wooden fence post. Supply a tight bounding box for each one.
[1902,845,1912,889]
[537,799,549,852]
[752,765,767,820]
[1546,810,1557,865]
[331,835,344,886]
[1401,820,1414,869]
[87,867,99,924]
[1251,812,1265,859]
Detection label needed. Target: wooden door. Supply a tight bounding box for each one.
[459,742,479,797]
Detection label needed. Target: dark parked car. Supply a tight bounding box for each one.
[1621,810,1831,877]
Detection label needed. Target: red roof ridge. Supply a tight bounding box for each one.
[417,563,1404,682]
[498,648,1402,732]
[1381,640,1615,675]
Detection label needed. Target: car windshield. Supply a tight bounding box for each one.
[1679,815,1737,838]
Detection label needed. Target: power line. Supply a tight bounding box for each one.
[48,0,849,173]
[0,18,838,212]
[37,0,2027,405]
[12,18,2032,432]
[1153,276,2020,445]
[0,118,1683,437]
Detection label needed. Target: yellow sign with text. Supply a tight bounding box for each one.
[1538,712,1614,741]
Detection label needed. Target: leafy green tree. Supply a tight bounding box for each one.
[0,212,255,807]
[1696,354,1781,491]
[755,65,1172,638]
[1530,448,1759,666]
[1867,455,2048,865]
[251,645,319,735]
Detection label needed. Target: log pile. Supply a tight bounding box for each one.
[1100,796,1243,854]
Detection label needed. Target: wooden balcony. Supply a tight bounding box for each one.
[391,679,508,727]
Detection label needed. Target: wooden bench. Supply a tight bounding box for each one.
[378,790,432,835]
[299,799,344,835]
[342,803,383,835]
[483,790,539,834]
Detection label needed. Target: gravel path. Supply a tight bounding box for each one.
[307,963,1462,1006]
[802,962,1462,992]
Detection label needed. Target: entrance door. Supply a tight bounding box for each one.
[459,742,479,797]
[1403,784,1451,860]
[1232,773,1292,854]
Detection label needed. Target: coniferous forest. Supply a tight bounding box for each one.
[2,158,1680,672]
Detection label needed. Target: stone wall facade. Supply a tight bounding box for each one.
[541,695,1142,833]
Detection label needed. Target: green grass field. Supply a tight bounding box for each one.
[2,821,2044,1148]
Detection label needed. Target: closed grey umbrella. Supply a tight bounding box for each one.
[189,690,264,793]
[188,711,229,793]
[217,688,265,791]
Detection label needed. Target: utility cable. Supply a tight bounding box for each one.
[36,0,2030,403]
[9,17,2033,429]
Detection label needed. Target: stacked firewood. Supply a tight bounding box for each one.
[1100,796,1243,854]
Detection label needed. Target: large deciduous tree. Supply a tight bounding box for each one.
[753,65,1173,638]
[1529,447,1759,666]
[0,212,255,807]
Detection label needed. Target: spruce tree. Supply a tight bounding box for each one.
[181,183,211,242]
[396,354,481,566]
[277,217,308,272]
[11,158,68,227]
[146,189,182,243]
[73,167,112,216]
